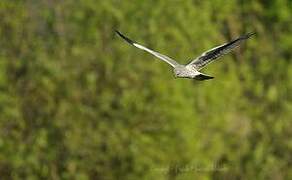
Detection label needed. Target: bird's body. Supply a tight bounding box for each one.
[173,65,198,78]
[172,65,214,80]
[116,30,254,80]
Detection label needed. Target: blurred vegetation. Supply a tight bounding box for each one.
[0,0,291,179]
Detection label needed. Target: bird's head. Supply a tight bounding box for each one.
[174,69,184,78]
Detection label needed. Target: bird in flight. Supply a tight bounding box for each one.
[116,30,255,80]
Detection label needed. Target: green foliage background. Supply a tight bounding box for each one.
[0,0,291,179]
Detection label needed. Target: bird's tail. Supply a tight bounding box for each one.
[195,73,214,81]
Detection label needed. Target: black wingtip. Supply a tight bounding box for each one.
[242,32,256,39]
[115,30,135,45]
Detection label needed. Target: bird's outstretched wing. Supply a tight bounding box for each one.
[115,30,180,67]
[187,32,255,70]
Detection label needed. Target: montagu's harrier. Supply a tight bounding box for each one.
[116,30,254,80]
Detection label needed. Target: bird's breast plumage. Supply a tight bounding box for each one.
[173,66,199,78]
